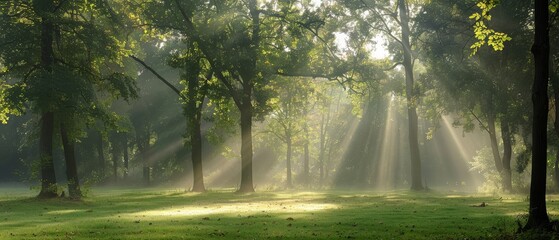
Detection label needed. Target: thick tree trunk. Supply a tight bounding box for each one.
[236,0,258,193]
[524,0,550,230]
[286,134,293,189]
[37,8,57,198]
[500,119,512,192]
[186,69,205,192]
[238,99,254,193]
[487,112,504,173]
[399,0,423,191]
[60,123,81,199]
[190,111,205,192]
[38,112,57,198]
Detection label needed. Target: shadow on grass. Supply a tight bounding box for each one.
[0,188,540,239]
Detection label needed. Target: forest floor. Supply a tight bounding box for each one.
[0,187,557,239]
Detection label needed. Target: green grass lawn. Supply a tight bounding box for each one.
[1,187,557,239]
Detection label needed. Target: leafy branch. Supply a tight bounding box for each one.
[469,0,511,56]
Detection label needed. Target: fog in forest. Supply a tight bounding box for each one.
[3,0,559,237]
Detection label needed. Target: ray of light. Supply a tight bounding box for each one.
[373,97,397,190]
[432,115,485,190]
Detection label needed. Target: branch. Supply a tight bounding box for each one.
[360,0,404,47]
[259,9,340,62]
[383,62,403,71]
[469,109,491,135]
[173,0,241,106]
[274,70,337,80]
[53,0,69,13]
[129,55,186,101]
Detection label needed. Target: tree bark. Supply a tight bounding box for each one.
[487,112,504,172]
[60,122,81,199]
[190,114,205,192]
[238,99,255,193]
[524,0,550,230]
[186,65,206,192]
[38,112,57,198]
[236,0,259,193]
[398,0,423,191]
[190,104,205,192]
[500,119,512,192]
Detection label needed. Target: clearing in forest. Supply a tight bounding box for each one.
[0,188,553,239]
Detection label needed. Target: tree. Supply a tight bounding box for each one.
[140,0,324,192]
[0,0,137,198]
[340,0,427,190]
[416,0,533,192]
[524,0,551,230]
[464,0,553,229]
[266,77,314,188]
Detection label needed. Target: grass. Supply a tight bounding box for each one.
[1,187,557,239]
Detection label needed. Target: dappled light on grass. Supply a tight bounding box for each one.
[127,199,337,218]
[46,209,86,215]
[1,188,555,239]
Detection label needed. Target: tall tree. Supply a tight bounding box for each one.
[0,0,137,198]
[339,0,427,190]
[141,0,324,192]
[525,0,551,229]
[398,0,423,190]
[266,77,314,188]
[417,0,533,192]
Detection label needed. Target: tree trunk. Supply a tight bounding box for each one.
[186,67,205,192]
[303,124,310,187]
[36,0,58,199]
[286,133,293,189]
[38,112,57,198]
[122,134,129,179]
[238,99,254,193]
[110,134,120,182]
[487,112,504,173]
[137,134,150,186]
[190,110,205,192]
[60,123,81,199]
[500,119,512,192]
[398,0,423,191]
[524,0,550,230]
[96,131,106,177]
[142,166,150,185]
[318,113,326,187]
